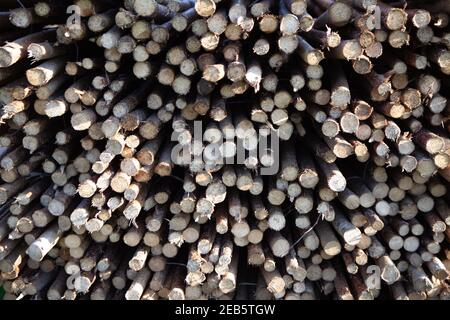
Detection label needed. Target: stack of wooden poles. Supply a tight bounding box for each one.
[0,0,449,300]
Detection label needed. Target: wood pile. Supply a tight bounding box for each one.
[0,0,449,300]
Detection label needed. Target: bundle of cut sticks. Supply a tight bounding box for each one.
[0,0,449,300]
